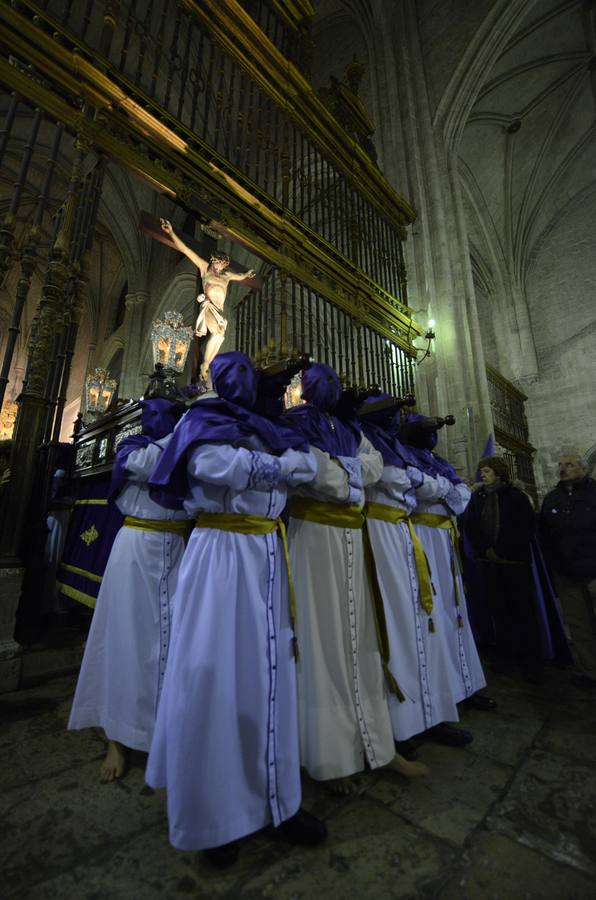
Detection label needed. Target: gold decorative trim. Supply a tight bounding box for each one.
[56,581,97,609]
[74,498,109,505]
[59,563,103,583]
[270,1,314,29]
[0,3,421,350]
[0,56,420,349]
[187,0,416,228]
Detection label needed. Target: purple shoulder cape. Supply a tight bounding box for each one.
[405,445,463,484]
[284,404,361,457]
[149,397,308,509]
[360,421,422,469]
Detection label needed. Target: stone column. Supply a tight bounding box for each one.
[120,289,148,400]
[82,341,97,413]
[0,225,38,411]
[374,0,494,474]
[0,138,89,686]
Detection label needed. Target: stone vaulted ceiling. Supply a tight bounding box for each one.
[458,0,596,292]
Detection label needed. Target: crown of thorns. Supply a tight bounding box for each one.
[210,251,230,265]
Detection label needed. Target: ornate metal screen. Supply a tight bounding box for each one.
[486,366,536,494]
[236,272,415,395]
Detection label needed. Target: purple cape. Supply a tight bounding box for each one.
[109,399,182,501]
[461,530,572,664]
[358,395,424,469]
[360,421,421,469]
[149,352,309,509]
[400,414,463,484]
[284,362,360,456]
[405,445,464,484]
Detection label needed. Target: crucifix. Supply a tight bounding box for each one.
[140,211,262,382]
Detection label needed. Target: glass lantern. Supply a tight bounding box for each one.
[150,310,193,375]
[284,372,304,409]
[85,368,118,416]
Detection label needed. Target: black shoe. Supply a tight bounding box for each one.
[204,841,239,868]
[424,723,474,747]
[571,674,596,692]
[274,808,327,846]
[395,739,419,761]
[462,693,497,711]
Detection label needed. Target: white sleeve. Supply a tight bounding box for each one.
[278,448,318,487]
[357,434,383,487]
[444,482,472,515]
[415,472,454,501]
[309,446,352,501]
[377,464,413,500]
[124,436,170,483]
[187,442,283,492]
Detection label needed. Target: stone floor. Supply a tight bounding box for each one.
[1,662,595,899]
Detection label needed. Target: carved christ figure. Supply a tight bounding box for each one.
[160,218,256,381]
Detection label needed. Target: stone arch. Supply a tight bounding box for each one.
[98,334,126,374]
[435,0,539,151]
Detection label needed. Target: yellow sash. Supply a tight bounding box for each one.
[410,512,465,626]
[194,512,298,659]
[289,497,404,700]
[364,502,435,627]
[123,515,189,537]
[289,497,365,528]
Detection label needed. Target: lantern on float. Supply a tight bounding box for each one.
[150,310,193,375]
[84,368,118,417]
[284,372,303,409]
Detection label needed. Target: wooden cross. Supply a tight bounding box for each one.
[139,211,263,289]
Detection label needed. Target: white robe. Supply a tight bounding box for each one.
[146,439,317,851]
[288,436,396,781]
[68,440,189,751]
[413,475,486,702]
[366,465,461,740]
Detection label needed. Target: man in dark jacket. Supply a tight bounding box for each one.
[540,455,596,689]
[464,456,543,681]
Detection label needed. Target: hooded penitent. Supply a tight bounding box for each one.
[109,398,183,500]
[284,362,361,456]
[358,395,424,469]
[149,352,308,508]
[399,413,463,484]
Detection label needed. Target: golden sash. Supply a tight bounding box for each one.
[410,512,465,627]
[289,497,404,700]
[364,502,435,628]
[194,512,298,659]
[123,516,189,536]
[289,497,365,528]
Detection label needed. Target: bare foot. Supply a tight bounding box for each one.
[386,752,429,778]
[327,776,359,796]
[100,740,128,782]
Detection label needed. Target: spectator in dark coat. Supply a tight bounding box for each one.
[540,454,596,690]
[464,456,543,682]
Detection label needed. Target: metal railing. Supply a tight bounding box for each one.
[25,0,411,308]
[236,272,415,395]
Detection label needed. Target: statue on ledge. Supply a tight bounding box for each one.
[319,56,379,165]
[159,218,256,382]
